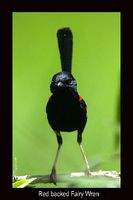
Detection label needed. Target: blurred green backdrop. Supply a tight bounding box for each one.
[13,12,120,187]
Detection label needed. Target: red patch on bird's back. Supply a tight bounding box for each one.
[79,95,83,102]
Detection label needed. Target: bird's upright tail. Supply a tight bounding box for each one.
[57,27,73,73]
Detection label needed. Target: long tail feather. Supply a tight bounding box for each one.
[57,27,73,73]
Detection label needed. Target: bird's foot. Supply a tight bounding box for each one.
[50,168,57,185]
[85,166,91,176]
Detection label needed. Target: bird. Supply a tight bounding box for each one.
[46,27,90,185]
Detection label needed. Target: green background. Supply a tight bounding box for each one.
[13,12,120,188]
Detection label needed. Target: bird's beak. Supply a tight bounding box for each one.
[57,81,64,87]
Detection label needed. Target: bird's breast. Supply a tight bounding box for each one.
[46,92,86,132]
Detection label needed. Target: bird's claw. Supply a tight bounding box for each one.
[50,168,57,185]
[85,167,91,176]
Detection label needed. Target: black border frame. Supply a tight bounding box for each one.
[0,0,128,199]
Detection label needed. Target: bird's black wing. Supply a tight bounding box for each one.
[77,96,87,141]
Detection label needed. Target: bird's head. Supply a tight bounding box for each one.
[50,71,77,94]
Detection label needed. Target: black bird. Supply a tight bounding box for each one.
[46,27,90,184]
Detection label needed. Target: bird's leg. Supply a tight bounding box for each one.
[50,131,62,185]
[77,132,91,175]
[79,143,91,174]
[50,145,61,185]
